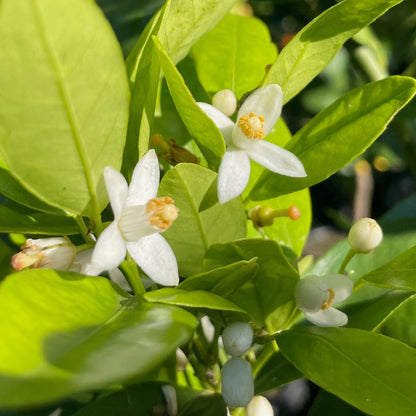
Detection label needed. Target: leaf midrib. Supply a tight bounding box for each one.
[30,0,99,216]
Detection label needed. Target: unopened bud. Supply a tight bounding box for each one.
[221,357,254,408]
[249,205,300,228]
[11,237,76,271]
[348,217,383,253]
[161,385,177,416]
[246,395,274,416]
[222,322,253,356]
[212,89,237,116]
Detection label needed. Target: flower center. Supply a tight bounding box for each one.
[146,197,178,230]
[237,112,265,139]
[321,288,335,310]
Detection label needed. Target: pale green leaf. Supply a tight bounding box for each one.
[265,0,404,103]
[0,0,129,216]
[0,269,196,408]
[153,37,225,169]
[251,76,416,200]
[277,327,416,416]
[192,14,277,99]
[159,164,246,277]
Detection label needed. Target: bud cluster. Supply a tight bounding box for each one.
[221,322,254,408]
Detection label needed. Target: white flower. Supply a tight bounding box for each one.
[295,274,353,327]
[348,217,383,253]
[11,237,76,271]
[246,395,274,416]
[198,84,306,204]
[85,150,179,286]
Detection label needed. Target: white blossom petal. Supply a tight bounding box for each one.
[126,149,159,207]
[305,308,348,327]
[87,222,126,275]
[237,84,283,135]
[103,167,129,220]
[295,276,326,313]
[197,102,234,145]
[246,140,306,177]
[109,268,131,292]
[323,274,354,304]
[217,147,251,204]
[127,233,179,286]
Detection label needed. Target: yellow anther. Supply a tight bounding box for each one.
[238,112,265,139]
[146,197,179,230]
[321,288,335,310]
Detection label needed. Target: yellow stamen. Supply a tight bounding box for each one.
[237,112,265,139]
[321,288,335,310]
[146,197,179,230]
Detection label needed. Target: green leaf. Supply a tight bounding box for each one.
[153,37,225,169]
[145,288,247,315]
[264,0,405,103]
[254,351,302,394]
[345,291,416,331]
[123,7,166,176]
[0,156,61,214]
[204,239,299,333]
[179,259,258,298]
[72,382,167,416]
[159,164,246,277]
[179,392,227,416]
[0,270,196,408]
[192,14,277,99]
[277,327,416,416]
[0,205,79,235]
[362,245,416,290]
[0,240,14,280]
[251,76,416,200]
[309,390,366,416]
[0,0,129,216]
[157,0,238,65]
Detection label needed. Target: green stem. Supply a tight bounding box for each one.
[74,215,95,244]
[75,243,93,253]
[338,248,356,274]
[353,277,365,292]
[119,256,145,295]
[252,341,279,378]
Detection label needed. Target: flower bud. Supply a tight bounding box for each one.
[212,89,237,116]
[246,395,274,416]
[161,385,177,416]
[11,237,76,271]
[348,217,382,253]
[221,357,254,408]
[249,205,301,228]
[222,322,253,356]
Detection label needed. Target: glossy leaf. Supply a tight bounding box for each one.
[345,291,416,331]
[0,240,14,280]
[192,14,277,99]
[145,288,247,314]
[204,239,299,333]
[159,164,246,277]
[251,76,416,200]
[309,390,366,416]
[0,156,61,214]
[0,205,79,235]
[179,259,258,298]
[277,327,416,416]
[0,270,196,408]
[157,0,238,65]
[124,7,165,176]
[362,245,416,290]
[0,0,129,216]
[72,382,167,416]
[264,0,404,103]
[153,37,225,169]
